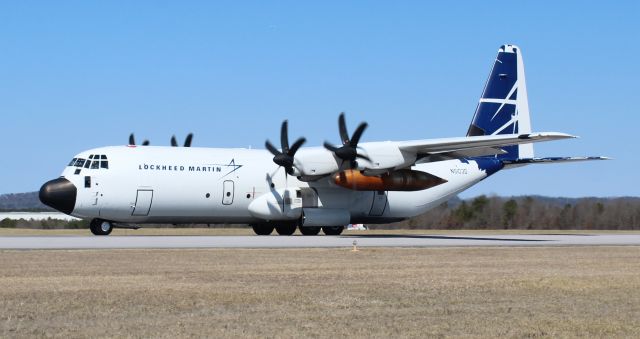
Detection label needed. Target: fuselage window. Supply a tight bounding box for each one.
[84,160,92,169]
[75,159,86,167]
[68,158,77,166]
[91,161,100,169]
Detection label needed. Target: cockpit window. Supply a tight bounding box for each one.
[70,155,108,169]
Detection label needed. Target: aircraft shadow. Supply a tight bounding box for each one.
[340,234,549,242]
[536,233,594,236]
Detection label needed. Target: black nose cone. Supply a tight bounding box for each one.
[39,178,77,215]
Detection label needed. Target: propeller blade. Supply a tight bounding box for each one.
[288,137,306,156]
[265,140,281,156]
[142,140,150,146]
[356,153,370,161]
[171,135,178,147]
[184,133,193,147]
[323,142,340,153]
[280,120,289,153]
[267,119,305,175]
[338,113,349,145]
[129,134,135,145]
[350,122,368,146]
[326,113,371,168]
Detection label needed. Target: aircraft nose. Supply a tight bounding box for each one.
[39,178,77,215]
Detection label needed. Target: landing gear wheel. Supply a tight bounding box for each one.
[322,226,344,236]
[252,224,274,235]
[275,223,297,236]
[90,219,113,236]
[299,226,321,236]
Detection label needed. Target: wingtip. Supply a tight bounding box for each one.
[556,132,578,139]
[526,132,577,139]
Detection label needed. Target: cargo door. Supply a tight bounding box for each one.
[132,189,153,216]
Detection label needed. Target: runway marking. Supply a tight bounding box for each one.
[2,234,640,250]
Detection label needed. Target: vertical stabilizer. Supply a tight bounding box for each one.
[467,44,533,160]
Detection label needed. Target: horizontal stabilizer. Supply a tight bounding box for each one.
[503,156,611,168]
[399,132,575,155]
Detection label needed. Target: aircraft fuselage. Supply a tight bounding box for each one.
[52,145,499,226]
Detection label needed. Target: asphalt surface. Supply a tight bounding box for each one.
[1,234,640,249]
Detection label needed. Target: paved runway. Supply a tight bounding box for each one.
[1,234,640,249]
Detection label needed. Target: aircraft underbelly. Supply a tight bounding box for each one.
[74,152,494,225]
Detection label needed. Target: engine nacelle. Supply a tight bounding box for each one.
[294,148,340,177]
[301,208,350,227]
[334,169,447,191]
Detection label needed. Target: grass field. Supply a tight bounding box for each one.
[1,246,640,338]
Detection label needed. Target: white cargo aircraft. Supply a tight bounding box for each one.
[40,45,606,236]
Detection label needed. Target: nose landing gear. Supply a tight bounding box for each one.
[89,219,113,236]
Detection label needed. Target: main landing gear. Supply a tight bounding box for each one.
[251,223,275,235]
[299,226,321,236]
[275,223,297,235]
[321,226,344,236]
[250,223,344,236]
[89,219,113,236]
[252,222,298,235]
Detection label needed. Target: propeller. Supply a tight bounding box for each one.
[171,133,194,147]
[265,120,306,175]
[184,133,193,147]
[129,133,150,146]
[323,113,370,167]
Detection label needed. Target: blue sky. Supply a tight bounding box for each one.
[0,1,637,197]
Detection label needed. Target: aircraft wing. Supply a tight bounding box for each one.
[292,132,578,179]
[398,132,575,156]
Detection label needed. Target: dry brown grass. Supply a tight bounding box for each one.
[1,247,640,338]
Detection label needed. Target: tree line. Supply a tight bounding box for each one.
[2,194,640,230]
[376,196,640,230]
